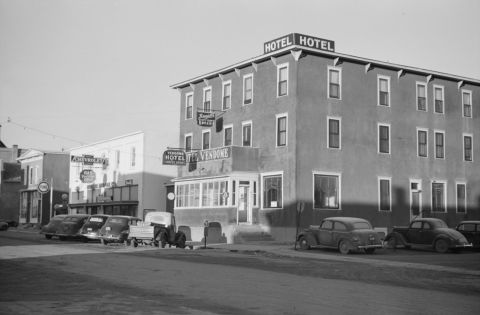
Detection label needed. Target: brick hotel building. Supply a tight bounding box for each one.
[171,33,479,243]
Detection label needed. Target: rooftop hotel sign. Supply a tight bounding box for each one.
[264,33,335,54]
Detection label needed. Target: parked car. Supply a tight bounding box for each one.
[79,214,110,242]
[56,214,90,241]
[41,215,68,239]
[456,221,480,249]
[0,221,8,231]
[385,218,472,253]
[297,217,383,254]
[128,212,186,248]
[99,215,142,245]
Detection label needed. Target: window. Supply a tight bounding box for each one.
[378,123,390,154]
[378,75,390,106]
[334,222,347,231]
[243,74,253,105]
[263,174,282,209]
[185,92,193,119]
[29,167,33,185]
[321,220,333,229]
[175,180,228,208]
[116,150,120,168]
[223,125,233,147]
[130,147,136,167]
[456,183,466,213]
[432,182,446,212]
[328,117,340,149]
[203,87,212,112]
[201,180,229,207]
[416,82,427,111]
[276,114,287,147]
[185,133,192,152]
[434,85,444,114]
[379,177,391,211]
[434,131,445,159]
[328,67,341,99]
[277,64,288,97]
[462,90,472,118]
[222,81,231,110]
[314,173,340,209]
[202,130,210,150]
[464,134,473,161]
[411,221,422,229]
[242,121,252,147]
[417,128,428,157]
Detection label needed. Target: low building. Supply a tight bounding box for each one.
[68,131,175,219]
[171,33,480,243]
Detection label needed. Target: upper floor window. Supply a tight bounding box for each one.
[202,130,210,150]
[222,81,231,110]
[378,123,390,154]
[328,117,340,149]
[378,75,390,106]
[203,87,212,112]
[276,114,287,147]
[462,90,472,118]
[277,64,288,97]
[416,82,427,111]
[29,167,34,185]
[417,128,428,157]
[433,85,444,114]
[243,74,253,105]
[185,133,193,152]
[224,125,233,147]
[434,130,445,159]
[116,150,120,168]
[185,92,193,119]
[313,173,340,210]
[130,147,136,167]
[464,134,473,162]
[328,67,341,99]
[242,121,252,147]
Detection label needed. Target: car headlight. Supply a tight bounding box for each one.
[351,236,360,242]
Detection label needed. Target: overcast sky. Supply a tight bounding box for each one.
[1,0,479,152]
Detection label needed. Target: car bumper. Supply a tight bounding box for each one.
[453,243,473,248]
[81,232,101,240]
[356,244,383,249]
[100,234,124,242]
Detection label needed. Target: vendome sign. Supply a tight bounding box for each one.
[264,33,335,54]
[187,147,232,163]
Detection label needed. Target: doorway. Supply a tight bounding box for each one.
[410,180,422,220]
[238,184,251,223]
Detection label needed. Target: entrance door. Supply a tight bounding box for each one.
[238,186,250,223]
[410,180,422,220]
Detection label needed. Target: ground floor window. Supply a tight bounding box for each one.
[313,173,340,209]
[176,179,229,208]
[456,183,466,213]
[432,182,446,212]
[262,174,282,209]
[379,178,391,211]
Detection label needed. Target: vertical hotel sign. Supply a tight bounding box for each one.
[264,33,335,54]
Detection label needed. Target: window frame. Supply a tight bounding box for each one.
[462,89,472,118]
[463,133,473,162]
[276,113,288,147]
[277,63,289,97]
[327,116,341,149]
[431,180,447,213]
[261,171,284,210]
[312,171,341,210]
[222,80,232,111]
[223,124,233,147]
[417,128,428,158]
[184,133,193,152]
[434,130,445,159]
[433,85,445,114]
[130,147,136,168]
[242,120,252,147]
[202,130,211,150]
[377,75,391,107]
[328,66,342,100]
[185,92,194,120]
[378,177,392,212]
[378,123,391,154]
[456,181,467,214]
[203,86,212,112]
[416,82,427,111]
[243,73,254,105]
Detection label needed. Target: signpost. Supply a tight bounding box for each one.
[37,180,50,226]
[294,201,305,250]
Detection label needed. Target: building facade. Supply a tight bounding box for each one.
[0,143,25,223]
[68,131,175,219]
[17,150,70,225]
[171,33,480,243]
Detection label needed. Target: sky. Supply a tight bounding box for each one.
[1,0,479,153]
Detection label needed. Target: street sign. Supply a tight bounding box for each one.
[37,181,50,194]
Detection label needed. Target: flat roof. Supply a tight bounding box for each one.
[171,45,480,89]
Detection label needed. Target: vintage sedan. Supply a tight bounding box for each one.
[456,221,480,249]
[297,217,383,254]
[56,214,90,241]
[41,215,67,239]
[99,215,142,245]
[385,218,472,253]
[79,214,110,242]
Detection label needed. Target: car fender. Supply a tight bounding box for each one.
[297,231,318,246]
[385,232,408,246]
[432,235,452,247]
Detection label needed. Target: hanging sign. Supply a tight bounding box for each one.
[197,111,215,127]
[37,180,50,194]
[80,169,96,183]
[163,150,187,165]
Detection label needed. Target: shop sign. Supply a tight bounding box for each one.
[264,33,335,54]
[80,169,96,183]
[71,155,109,166]
[163,150,187,165]
[37,180,50,194]
[186,147,231,163]
[97,196,112,202]
[197,111,215,127]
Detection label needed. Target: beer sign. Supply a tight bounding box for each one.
[80,169,96,183]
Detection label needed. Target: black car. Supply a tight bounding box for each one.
[99,216,141,245]
[56,214,90,240]
[41,215,68,239]
[456,221,480,249]
[79,214,110,242]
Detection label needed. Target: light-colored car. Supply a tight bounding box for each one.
[297,217,383,254]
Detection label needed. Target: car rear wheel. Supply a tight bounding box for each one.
[387,236,397,249]
[298,236,310,250]
[176,234,186,249]
[338,240,351,255]
[434,239,449,253]
[160,232,167,248]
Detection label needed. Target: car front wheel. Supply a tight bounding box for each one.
[338,240,351,255]
[434,239,449,253]
[298,236,310,250]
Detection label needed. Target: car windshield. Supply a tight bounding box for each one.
[352,222,372,230]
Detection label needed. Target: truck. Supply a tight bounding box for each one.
[384,218,472,253]
[128,211,186,248]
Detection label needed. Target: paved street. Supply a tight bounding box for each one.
[1,229,480,314]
